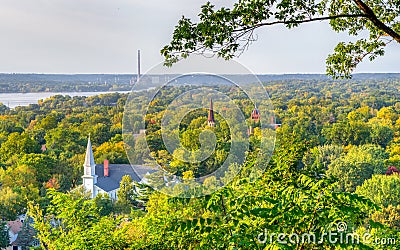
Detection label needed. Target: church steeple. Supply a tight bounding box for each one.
[82,136,97,198]
[207,98,215,127]
[248,104,260,135]
[83,135,96,175]
[83,136,96,176]
[251,104,260,123]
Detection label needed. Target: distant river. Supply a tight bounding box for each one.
[0,91,131,108]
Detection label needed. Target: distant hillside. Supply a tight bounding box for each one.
[0,73,399,93]
[0,74,135,93]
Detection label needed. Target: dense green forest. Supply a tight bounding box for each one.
[1,77,400,249]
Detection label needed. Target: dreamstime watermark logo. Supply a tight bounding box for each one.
[257,222,396,246]
[122,55,276,198]
[336,221,347,232]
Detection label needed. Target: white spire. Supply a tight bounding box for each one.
[83,136,96,175]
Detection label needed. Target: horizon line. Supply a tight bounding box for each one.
[0,72,399,75]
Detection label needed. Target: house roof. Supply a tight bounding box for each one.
[95,164,157,192]
[7,220,22,235]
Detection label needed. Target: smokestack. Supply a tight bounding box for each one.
[104,159,109,177]
[137,50,141,82]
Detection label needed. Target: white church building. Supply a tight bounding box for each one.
[82,137,155,199]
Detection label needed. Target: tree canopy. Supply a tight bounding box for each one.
[2,76,400,248]
[356,174,400,207]
[0,221,10,249]
[161,0,400,78]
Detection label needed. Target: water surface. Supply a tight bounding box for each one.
[0,91,130,108]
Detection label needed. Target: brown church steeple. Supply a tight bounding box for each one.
[207,99,215,127]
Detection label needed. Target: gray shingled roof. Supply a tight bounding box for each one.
[95,164,157,192]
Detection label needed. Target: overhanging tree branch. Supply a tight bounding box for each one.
[162,0,400,77]
[353,0,400,43]
[233,14,368,32]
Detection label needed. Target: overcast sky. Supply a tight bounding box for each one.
[1,0,399,74]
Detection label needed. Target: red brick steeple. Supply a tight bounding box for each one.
[251,104,260,123]
[248,104,260,135]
